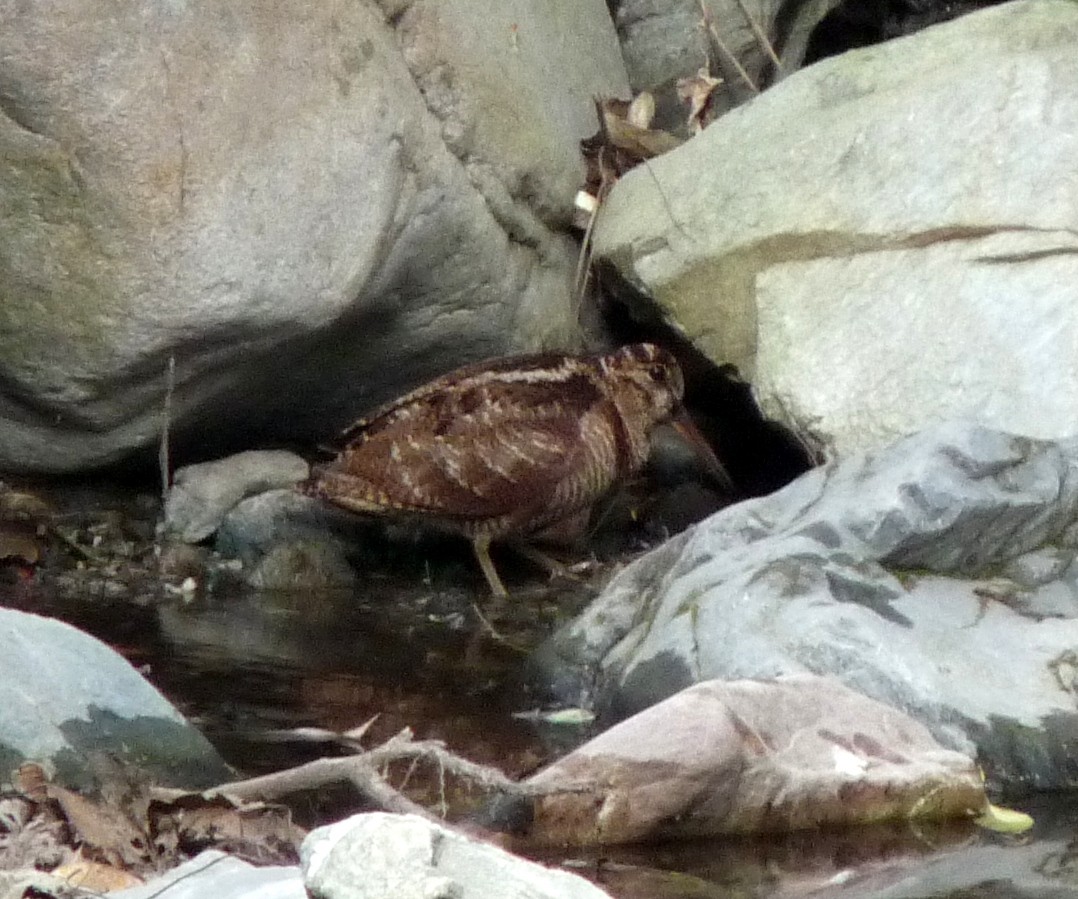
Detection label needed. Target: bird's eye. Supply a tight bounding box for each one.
[648,365,666,382]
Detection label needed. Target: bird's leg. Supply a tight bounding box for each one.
[471,533,509,597]
[508,543,577,581]
[510,509,595,582]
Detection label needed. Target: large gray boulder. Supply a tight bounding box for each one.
[0,609,232,792]
[0,1,628,473]
[529,422,1078,792]
[594,0,1078,459]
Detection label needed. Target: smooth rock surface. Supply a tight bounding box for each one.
[114,851,304,899]
[302,812,613,899]
[595,0,1078,458]
[0,608,232,792]
[522,675,983,845]
[529,422,1078,792]
[0,1,627,473]
[164,451,310,543]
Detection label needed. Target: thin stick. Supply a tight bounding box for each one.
[572,198,600,311]
[698,0,758,93]
[159,355,176,501]
[206,730,573,805]
[733,0,782,71]
[572,147,616,324]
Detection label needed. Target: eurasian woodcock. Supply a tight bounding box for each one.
[303,343,729,596]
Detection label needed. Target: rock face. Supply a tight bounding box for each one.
[594,0,1078,459]
[0,609,232,792]
[529,422,1078,792]
[0,1,628,473]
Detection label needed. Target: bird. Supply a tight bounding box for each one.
[302,343,730,596]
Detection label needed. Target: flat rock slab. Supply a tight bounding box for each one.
[529,422,1078,792]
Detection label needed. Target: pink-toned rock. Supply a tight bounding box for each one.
[524,675,985,845]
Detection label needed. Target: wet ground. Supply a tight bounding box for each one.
[2,481,1077,898]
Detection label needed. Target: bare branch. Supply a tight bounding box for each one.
[200,730,572,817]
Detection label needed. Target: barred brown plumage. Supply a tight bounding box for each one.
[302,343,729,596]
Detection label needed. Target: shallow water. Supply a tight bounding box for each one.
[5,575,1077,899]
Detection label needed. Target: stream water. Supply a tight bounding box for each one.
[5,573,1077,899]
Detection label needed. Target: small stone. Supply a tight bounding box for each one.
[247,540,357,591]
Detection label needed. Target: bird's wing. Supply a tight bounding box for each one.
[318,384,605,523]
[337,352,600,441]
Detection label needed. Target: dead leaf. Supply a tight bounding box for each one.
[598,98,683,159]
[0,789,69,872]
[46,784,152,869]
[13,762,50,802]
[149,793,303,865]
[626,91,656,130]
[677,67,723,133]
[53,847,144,892]
[579,96,685,212]
[0,487,52,566]
[0,527,40,564]
[0,486,53,523]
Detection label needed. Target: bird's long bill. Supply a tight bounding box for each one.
[670,409,734,492]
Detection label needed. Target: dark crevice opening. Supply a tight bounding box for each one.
[593,265,814,501]
[803,0,1012,65]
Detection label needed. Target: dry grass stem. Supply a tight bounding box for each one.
[159,355,176,502]
[699,0,759,92]
[734,0,782,70]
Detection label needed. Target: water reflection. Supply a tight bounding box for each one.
[4,579,1075,899]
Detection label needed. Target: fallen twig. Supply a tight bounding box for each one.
[199,728,580,822]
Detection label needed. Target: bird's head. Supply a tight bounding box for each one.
[601,343,733,490]
[600,343,685,424]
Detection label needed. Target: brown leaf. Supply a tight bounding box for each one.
[580,96,684,202]
[53,848,144,892]
[0,487,52,565]
[599,98,683,159]
[46,784,152,869]
[150,793,303,865]
[0,526,41,564]
[0,487,53,523]
[677,67,723,133]
[13,763,50,803]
